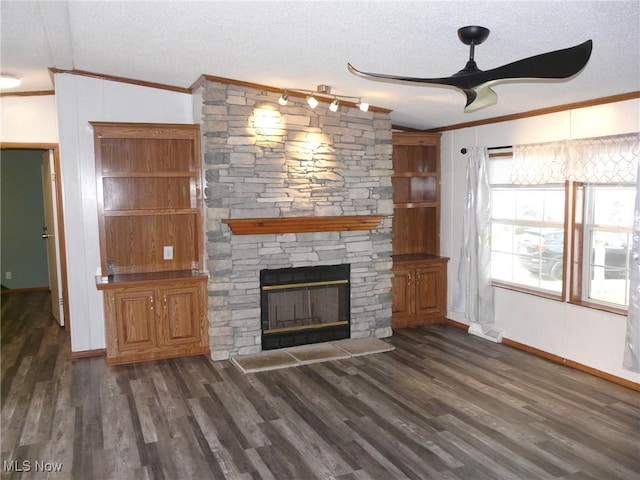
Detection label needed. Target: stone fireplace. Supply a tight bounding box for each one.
[199,78,394,360]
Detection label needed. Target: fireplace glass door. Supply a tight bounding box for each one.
[260,264,350,350]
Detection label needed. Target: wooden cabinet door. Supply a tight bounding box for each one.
[113,289,158,353]
[392,267,414,316]
[160,285,202,347]
[414,265,445,318]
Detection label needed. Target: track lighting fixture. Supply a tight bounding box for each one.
[277,85,369,114]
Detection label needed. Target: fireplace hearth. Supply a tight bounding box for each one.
[260,264,350,350]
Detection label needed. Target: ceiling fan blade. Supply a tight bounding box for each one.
[480,40,593,83]
[347,63,459,87]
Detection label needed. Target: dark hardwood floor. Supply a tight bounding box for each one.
[1,291,639,479]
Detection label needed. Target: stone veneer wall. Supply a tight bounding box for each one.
[200,80,394,360]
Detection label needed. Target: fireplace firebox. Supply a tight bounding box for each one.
[260,264,350,350]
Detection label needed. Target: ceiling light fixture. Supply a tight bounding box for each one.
[278,84,369,114]
[0,74,21,89]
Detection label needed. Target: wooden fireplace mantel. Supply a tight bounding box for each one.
[222,215,385,235]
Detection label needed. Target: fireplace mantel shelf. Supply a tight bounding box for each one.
[222,215,385,235]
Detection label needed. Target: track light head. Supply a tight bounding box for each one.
[306,95,319,109]
[329,98,340,112]
[358,102,369,112]
[278,92,289,106]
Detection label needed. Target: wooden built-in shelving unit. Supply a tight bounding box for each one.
[391,132,449,328]
[92,122,209,365]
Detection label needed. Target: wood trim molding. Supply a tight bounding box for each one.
[443,318,469,330]
[48,68,192,94]
[426,91,640,132]
[222,215,386,235]
[502,337,640,392]
[0,90,55,98]
[444,318,639,392]
[69,348,106,360]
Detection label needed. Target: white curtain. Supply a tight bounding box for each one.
[624,161,640,373]
[453,147,495,325]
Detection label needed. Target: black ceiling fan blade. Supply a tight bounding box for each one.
[347,63,460,88]
[479,40,593,85]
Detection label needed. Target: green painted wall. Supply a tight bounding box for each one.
[0,149,49,289]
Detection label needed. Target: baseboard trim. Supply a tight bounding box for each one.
[443,318,639,392]
[69,348,106,360]
[502,337,640,392]
[1,286,49,295]
[444,318,469,330]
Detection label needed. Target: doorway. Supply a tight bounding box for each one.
[0,143,70,330]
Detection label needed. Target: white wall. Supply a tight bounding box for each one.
[441,98,640,384]
[54,74,194,352]
[0,95,58,143]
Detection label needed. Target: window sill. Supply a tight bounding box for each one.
[491,281,562,302]
[491,280,628,315]
[568,299,627,316]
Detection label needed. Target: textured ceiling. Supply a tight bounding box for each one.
[2,1,639,130]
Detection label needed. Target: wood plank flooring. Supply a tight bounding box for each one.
[2,291,639,479]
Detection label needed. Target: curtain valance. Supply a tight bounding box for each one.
[511,133,639,185]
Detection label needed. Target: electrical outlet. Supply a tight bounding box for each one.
[163,246,173,260]
[5,272,11,279]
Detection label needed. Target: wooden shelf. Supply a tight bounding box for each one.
[96,270,208,290]
[101,172,198,178]
[393,202,438,209]
[392,172,438,178]
[223,215,386,235]
[103,208,199,216]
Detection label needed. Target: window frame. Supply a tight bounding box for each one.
[568,182,631,315]
[489,152,631,316]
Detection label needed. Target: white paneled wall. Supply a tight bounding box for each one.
[441,98,640,383]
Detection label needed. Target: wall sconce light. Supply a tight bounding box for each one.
[278,84,369,114]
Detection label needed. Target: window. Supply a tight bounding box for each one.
[490,186,564,295]
[577,184,634,308]
[488,134,638,312]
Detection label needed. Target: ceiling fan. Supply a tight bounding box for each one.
[348,26,593,113]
